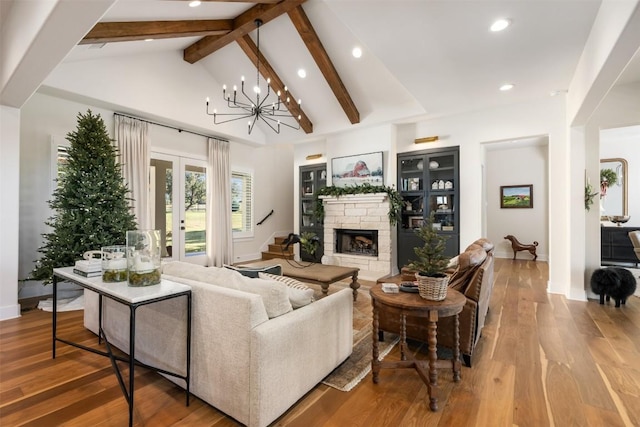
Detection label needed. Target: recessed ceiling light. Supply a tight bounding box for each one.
[550,89,568,96]
[499,83,515,91]
[490,18,511,32]
[189,0,201,7]
[298,68,307,78]
[352,46,362,58]
[144,38,153,42]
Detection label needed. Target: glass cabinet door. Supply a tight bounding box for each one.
[301,170,315,197]
[397,148,459,267]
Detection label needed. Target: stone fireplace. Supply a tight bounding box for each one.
[320,193,393,280]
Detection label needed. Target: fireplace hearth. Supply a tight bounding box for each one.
[336,229,378,256]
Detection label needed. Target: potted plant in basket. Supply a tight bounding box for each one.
[407,211,451,301]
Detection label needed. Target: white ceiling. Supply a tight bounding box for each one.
[60,0,639,142]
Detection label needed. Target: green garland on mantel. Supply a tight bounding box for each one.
[313,183,403,226]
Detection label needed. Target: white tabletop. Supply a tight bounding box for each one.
[54,266,191,304]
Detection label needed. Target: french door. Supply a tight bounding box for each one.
[150,153,208,265]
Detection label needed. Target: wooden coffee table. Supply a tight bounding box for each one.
[240,259,361,301]
[370,284,466,411]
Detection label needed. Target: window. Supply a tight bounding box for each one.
[50,136,70,194]
[231,170,253,238]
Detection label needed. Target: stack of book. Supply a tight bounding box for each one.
[73,259,102,277]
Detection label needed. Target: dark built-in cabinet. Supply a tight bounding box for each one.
[601,226,639,266]
[397,147,460,268]
[299,163,327,262]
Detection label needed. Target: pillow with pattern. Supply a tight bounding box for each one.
[258,272,315,308]
[223,264,282,278]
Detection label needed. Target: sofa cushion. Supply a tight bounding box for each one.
[224,264,282,278]
[258,272,315,309]
[162,262,292,318]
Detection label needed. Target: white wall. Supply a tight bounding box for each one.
[0,105,22,319]
[485,142,549,261]
[43,51,267,146]
[18,92,293,298]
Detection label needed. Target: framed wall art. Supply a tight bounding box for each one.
[331,151,383,188]
[500,184,533,208]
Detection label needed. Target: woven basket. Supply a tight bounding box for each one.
[415,273,450,301]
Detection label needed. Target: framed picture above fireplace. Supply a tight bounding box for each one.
[331,151,383,188]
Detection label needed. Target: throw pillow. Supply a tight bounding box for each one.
[223,264,282,278]
[258,272,315,309]
[235,277,293,318]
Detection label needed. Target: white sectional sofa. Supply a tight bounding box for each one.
[83,261,353,427]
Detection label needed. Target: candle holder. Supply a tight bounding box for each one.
[126,230,161,287]
[101,245,128,282]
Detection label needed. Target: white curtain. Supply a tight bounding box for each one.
[114,115,150,229]
[206,138,233,266]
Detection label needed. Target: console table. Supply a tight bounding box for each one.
[370,285,466,411]
[52,267,192,427]
[601,226,639,266]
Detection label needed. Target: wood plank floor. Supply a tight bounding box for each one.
[2,258,639,426]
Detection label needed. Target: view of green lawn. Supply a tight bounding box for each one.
[165,208,243,254]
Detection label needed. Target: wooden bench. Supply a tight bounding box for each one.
[239,260,361,301]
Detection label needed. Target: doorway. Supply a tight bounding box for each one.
[150,153,208,265]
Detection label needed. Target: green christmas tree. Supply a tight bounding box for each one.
[407,211,450,276]
[31,110,137,283]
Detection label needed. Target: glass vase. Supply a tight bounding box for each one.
[101,245,128,282]
[126,230,161,287]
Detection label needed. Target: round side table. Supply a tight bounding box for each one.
[370,285,466,411]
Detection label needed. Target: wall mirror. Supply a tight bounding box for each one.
[600,157,628,218]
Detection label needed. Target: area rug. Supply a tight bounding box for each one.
[306,279,398,391]
[322,326,399,392]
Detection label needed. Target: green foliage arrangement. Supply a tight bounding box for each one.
[600,168,617,188]
[30,110,138,284]
[585,182,599,211]
[300,231,319,256]
[407,211,450,277]
[313,183,403,225]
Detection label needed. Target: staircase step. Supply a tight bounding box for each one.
[261,251,293,260]
[269,243,292,255]
[273,236,290,245]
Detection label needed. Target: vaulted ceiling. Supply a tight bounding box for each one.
[54,0,640,142]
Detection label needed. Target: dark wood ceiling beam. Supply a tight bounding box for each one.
[237,34,313,133]
[183,0,307,64]
[288,6,359,124]
[80,20,233,44]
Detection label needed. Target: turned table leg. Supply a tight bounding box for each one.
[453,313,461,382]
[371,301,380,384]
[350,271,360,301]
[427,310,439,411]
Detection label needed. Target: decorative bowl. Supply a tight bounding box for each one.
[609,215,630,226]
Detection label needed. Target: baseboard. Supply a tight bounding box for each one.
[0,304,21,320]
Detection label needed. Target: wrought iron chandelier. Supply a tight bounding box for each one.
[206,19,301,134]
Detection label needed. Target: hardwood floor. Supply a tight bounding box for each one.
[2,259,639,426]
